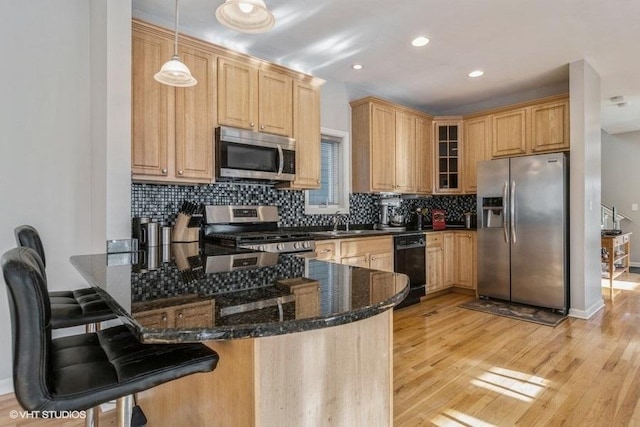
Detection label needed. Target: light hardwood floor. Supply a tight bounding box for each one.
[1,274,640,426]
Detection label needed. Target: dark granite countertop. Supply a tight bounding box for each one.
[70,248,409,343]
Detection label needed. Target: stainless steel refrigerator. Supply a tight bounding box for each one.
[476,152,568,313]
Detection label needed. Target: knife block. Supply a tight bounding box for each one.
[171,213,200,242]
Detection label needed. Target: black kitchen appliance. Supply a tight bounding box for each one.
[393,232,427,308]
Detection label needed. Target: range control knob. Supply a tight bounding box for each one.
[303,241,311,249]
[258,245,265,251]
[293,242,301,249]
[276,243,285,251]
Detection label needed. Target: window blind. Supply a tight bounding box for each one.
[308,136,341,206]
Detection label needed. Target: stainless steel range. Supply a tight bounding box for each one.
[203,205,316,253]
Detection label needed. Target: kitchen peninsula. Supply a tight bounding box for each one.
[70,247,409,426]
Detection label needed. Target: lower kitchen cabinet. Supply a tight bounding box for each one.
[133,298,215,328]
[426,234,444,293]
[454,232,476,289]
[426,231,476,294]
[340,237,394,272]
[314,240,339,262]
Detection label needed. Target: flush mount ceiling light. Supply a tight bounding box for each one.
[154,0,197,87]
[468,70,484,78]
[411,36,430,47]
[352,64,363,70]
[216,0,275,33]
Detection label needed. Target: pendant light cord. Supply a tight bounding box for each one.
[173,0,180,57]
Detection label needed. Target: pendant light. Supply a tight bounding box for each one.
[154,0,197,87]
[215,0,275,34]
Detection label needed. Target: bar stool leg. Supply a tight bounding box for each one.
[85,407,99,427]
[116,395,134,427]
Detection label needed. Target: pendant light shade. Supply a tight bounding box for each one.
[216,0,275,34]
[154,0,197,87]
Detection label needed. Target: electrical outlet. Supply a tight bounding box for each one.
[633,204,638,211]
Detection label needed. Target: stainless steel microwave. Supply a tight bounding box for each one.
[215,126,296,181]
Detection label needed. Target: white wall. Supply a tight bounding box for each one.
[568,60,604,319]
[602,130,640,265]
[0,0,131,393]
[320,79,352,133]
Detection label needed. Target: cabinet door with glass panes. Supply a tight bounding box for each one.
[433,120,463,194]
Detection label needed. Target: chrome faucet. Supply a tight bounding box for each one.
[332,211,349,232]
[332,211,342,231]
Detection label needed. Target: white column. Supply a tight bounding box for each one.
[568,59,604,318]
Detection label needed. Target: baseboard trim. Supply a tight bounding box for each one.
[568,298,605,319]
[0,377,13,396]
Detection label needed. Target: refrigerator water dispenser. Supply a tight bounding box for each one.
[481,197,504,228]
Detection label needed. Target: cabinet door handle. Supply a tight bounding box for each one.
[250,122,255,128]
[260,124,265,130]
[161,315,167,322]
[178,170,184,176]
[162,168,168,175]
[177,312,184,319]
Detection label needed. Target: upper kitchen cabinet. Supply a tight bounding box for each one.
[395,111,417,193]
[217,58,293,137]
[132,21,215,184]
[351,97,432,194]
[491,108,527,158]
[529,98,569,153]
[278,81,321,190]
[488,94,569,158]
[415,115,434,194]
[433,119,463,194]
[463,115,490,193]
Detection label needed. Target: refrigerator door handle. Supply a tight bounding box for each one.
[503,181,509,243]
[511,180,517,243]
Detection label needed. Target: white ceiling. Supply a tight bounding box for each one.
[133,0,640,135]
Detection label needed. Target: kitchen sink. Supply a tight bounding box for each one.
[310,229,388,237]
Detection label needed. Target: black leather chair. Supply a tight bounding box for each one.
[14,225,116,330]
[2,247,219,427]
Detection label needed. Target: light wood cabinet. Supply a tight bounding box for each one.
[131,27,172,179]
[217,58,293,137]
[426,234,444,293]
[454,232,476,289]
[277,277,321,319]
[416,115,434,194]
[529,99,570,153]
[132,22,215,184]
[433,120,463,194]
[351,97,433,194]
[278,81,321,189]
[339,237,394,272]
[426,231,476,293]
[488,95,570,159]
[443,232,456,285]
[395,111,417,192]
[492,108,527,158]
[134,299,215,328]
[314,240,339,262]
[463,116,490,193]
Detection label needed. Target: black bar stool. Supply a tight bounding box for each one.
[2,247,219,427]
[14,225,117,331]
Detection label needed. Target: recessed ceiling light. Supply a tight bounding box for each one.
[468,70,484,78]
[352,64,363,70]
[411,36,430,47]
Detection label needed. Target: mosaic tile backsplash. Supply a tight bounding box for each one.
[131,183,477,228]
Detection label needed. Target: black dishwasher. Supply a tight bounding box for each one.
[394,233,427,309]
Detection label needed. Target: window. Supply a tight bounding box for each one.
[305,128,350,215]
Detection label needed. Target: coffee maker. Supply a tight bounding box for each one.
[378,197,403,230]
